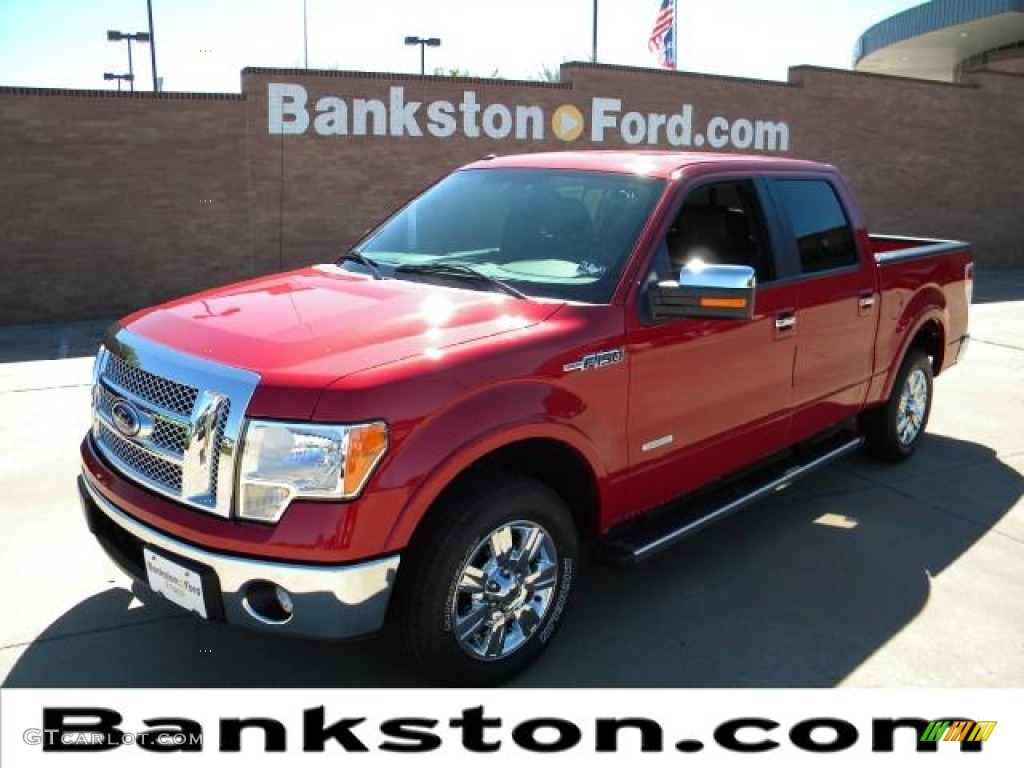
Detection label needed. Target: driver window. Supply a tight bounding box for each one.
[655,180,775,283]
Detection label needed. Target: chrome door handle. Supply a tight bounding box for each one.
[859,294,876,309]
[775,316,796,331]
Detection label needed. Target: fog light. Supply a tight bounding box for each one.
[242,581,294,625]
[275,586,294,616]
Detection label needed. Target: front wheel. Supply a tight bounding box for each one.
[388,470,578,686]
[861,347,934,462]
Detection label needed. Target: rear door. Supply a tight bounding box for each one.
[765,176,878,442]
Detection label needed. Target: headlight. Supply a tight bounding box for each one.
[238,420,388,523]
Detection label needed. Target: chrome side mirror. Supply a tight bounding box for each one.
[649,262,756,321]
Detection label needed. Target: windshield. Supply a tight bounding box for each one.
[352,168,665,303]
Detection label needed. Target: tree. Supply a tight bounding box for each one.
[431,67,502,78]
[536,62,561,82]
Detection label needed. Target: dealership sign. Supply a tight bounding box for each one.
[268,83,790,152]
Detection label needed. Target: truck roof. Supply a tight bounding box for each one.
[463,150,833,179]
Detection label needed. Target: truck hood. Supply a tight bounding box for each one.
[124,266,562,417]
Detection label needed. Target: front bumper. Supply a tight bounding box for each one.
[79,474,400,640]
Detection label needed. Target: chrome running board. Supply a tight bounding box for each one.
[593,432,864,567]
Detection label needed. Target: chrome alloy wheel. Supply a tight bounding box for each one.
[897,368,929,445]
[452,520,558,661]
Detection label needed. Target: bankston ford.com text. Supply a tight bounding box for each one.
[268,83,791,152]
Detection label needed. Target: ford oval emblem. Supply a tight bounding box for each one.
[110,398,142,438]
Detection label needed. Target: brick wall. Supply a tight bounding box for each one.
[0,63,1020,324]
[985,49,1024,75]
[0,88,249,324]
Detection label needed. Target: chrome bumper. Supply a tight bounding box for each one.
[79,475,399,640]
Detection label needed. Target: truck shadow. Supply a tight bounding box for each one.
[971,268,1024,304]
[0,318,112,364]
[3,433,1021,688]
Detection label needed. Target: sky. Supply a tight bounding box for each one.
[0,0,923,93]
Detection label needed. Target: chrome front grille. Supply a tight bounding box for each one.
[96,384,190,457]
[151,419,188,454]
[208,406,230,501]
[104,352,198,416]
[96,421,183,493]
[90,329,260,518]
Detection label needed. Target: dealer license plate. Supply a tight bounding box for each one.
[144,548,207,618]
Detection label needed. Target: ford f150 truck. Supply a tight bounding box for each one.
[79,151,972,685]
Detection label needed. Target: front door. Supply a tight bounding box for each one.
[624,178,796,519]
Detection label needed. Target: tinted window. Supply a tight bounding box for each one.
[357,168,664,303]
[775,180,856,274]
[657,180,775,283]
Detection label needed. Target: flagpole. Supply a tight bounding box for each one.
[592,0,598,62]
[673,0,678,70]
[303,0,309,68]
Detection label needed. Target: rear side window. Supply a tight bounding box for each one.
[775,180,857,274]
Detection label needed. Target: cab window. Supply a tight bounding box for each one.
[655,180,776,283]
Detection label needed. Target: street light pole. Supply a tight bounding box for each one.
[104,72,134,91]
[107,31,151,93]
[592,0,598,62]
[404,36,441,76]
[127,37,135,91]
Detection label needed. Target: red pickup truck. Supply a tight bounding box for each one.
[79,151,972,684]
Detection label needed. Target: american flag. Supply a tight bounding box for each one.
[648,0,677,70]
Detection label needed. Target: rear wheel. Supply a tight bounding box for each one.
[388,469,578,686]
[861,347,933,462]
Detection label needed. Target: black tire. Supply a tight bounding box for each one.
[388,468,579,686]
[861,347,933,462]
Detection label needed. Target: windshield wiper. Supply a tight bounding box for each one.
[395,261,528,299]
[339,249,384,280]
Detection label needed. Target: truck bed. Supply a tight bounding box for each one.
[870,233,972,383]
[870,233,972,264]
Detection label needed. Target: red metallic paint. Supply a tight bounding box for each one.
[869,238,972,402]
[123,266,562,420]
[624,279,800,516]
[86,152,972,566]
[313,302,631,545]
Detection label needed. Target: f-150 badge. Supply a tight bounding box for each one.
[563,348,624,373]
